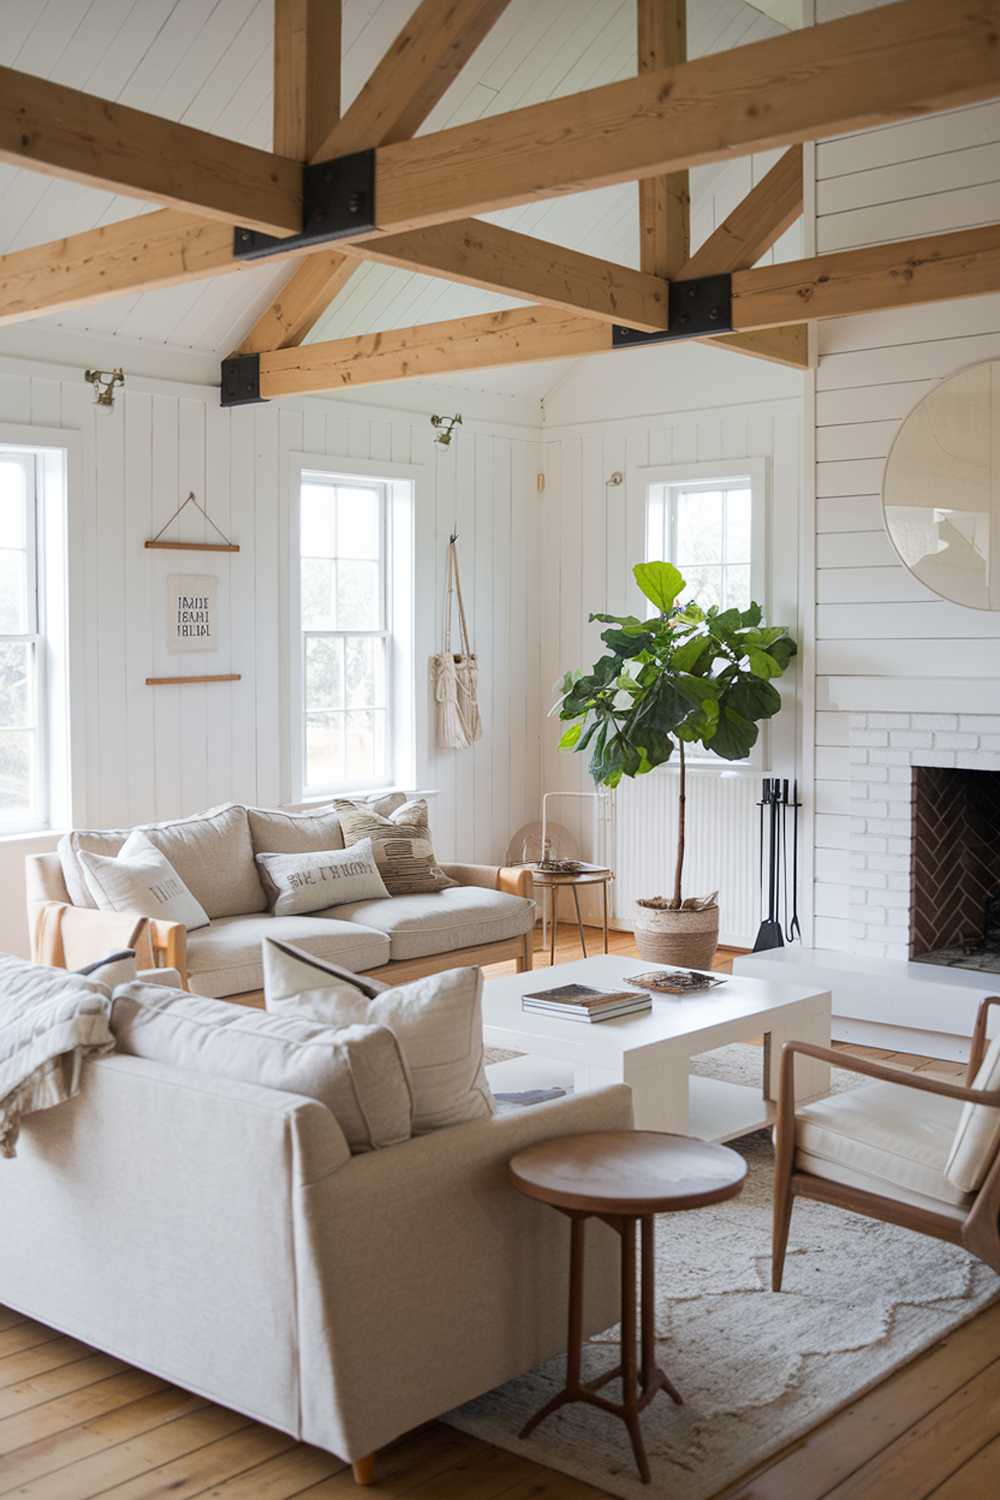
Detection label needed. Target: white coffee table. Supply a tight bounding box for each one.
[483,955,831,1142]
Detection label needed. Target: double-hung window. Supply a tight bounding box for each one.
[646,474,757,614]
[0,453,45,832]
[299,472,390,795]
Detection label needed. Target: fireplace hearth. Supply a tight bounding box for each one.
[911,766,1000,974]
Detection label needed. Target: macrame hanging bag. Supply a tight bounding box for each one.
[433,536,482,750]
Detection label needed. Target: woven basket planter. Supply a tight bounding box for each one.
[634,902,720,968]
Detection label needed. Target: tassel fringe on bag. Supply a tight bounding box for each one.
[432,536,482,750]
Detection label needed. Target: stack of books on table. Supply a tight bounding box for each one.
[521,982,651,1023]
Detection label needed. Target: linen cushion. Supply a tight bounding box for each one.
[75,950,138,990]
[262,939,494,1132]
[794,1080,968,1208]
[333,886,535,961]
[78,831,210,932]
[111,982,412,1153]
[335,798,456,896]
[945,1034,1000,1192]
[185,913,391,998]
[246,792,406,857]
[256,839,389,917]
[59,804,266,919]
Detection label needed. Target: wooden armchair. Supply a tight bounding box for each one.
[773,997,1000,1285]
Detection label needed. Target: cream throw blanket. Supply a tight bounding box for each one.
[0,953,115,1158]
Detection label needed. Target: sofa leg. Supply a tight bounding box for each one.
[516,933,534,973]
[352,1454,376,1485]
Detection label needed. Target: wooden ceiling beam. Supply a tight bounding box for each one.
[637,0,689,280]
[0,65,302,236]
[704,325,809,369]
[273,0,342,161]
[240,222,1000,399]
[372,0,1000,234]
[238,0,514,355]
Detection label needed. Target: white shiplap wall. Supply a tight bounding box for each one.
[0,359,543,932]
[811,3,1000,950]
[540,346,804,943]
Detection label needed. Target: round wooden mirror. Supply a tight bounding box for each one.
[883,360,1000,611]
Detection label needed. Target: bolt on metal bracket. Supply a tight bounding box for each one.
[220,352,263,407]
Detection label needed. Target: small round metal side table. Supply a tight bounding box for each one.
[530,867,614,963]
[509,1130,747,1485]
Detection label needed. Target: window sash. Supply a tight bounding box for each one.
[298,475,392,796]
[0,450,45,831]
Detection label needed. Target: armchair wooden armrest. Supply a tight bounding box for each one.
[498,865,534,900]
[149,921,188,990]
[967,996,1000,1082]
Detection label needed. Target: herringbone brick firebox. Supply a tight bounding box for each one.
[911,766,1000,967]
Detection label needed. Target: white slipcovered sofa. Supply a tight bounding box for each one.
[25,798,536,997]
[0,1032,630,1479]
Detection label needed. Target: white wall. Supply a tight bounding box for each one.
[808,2,1000,951]
[540,340,805,934]
[0,357,544,957]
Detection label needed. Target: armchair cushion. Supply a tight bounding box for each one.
[794,1081,971,1209]
[946,1035,1000,1193]
[331,886,535,961]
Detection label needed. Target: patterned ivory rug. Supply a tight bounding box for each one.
[445,1044,1000,1499]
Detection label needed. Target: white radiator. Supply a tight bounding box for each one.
[611,767,764,948]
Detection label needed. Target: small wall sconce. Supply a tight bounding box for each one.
[431,412,462,447]
[85,368,125,409]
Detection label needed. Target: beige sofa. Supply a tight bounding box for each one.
[25,800,536,997]
[0,1040,631,1477]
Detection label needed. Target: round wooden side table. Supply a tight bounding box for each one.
[509,1131,747,1485]
[530,867,614,962]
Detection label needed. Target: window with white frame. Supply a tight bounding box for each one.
[646,475,757,614]
[298,472,391,795]
[0,452,47,831]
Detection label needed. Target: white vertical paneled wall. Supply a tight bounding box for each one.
[540,351,804,939]
[0,359,543,959]
[809,0,1000,953]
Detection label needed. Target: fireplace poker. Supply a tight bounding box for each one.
[789,779,802,943]
[753,777,784,952]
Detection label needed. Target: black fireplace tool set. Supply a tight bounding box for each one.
[753,778,801,952]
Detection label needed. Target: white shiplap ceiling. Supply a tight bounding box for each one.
[0,0,795,398]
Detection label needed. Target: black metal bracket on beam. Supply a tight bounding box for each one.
[220,352,264,408]
[232,149,377,260]
[612,273,733,348]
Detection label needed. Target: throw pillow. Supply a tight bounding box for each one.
[78,831,210,932]
[111,982,413,1154]
[262,938,494,1132]
[334,797,456,896]
[256,839,390,917]
[75,950,138,990]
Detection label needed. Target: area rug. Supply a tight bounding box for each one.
[450,1045,1000,1498]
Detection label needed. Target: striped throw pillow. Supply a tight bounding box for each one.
[334,798,457,896]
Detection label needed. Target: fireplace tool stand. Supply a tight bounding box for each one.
[753,778,801,952]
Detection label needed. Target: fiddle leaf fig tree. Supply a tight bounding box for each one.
[556,561,796,908]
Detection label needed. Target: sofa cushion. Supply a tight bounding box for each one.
[335,798,456,896]
[262,940,494,1132]
[185,913,391,998]
[794,1080,969,1209]
[59,804,266,919]
[111,982,412,1153]
[332,886,535,961]
[256,839,389,917]
[946,1034,1000,1193]
[247,805,345,856]
[78,831,210,932]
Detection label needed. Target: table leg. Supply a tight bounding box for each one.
[620,1218,650,1484]
[602,879,609,955]
[520,1214,586,1439]
[641,1216,683,1407]
[572,885,587,957]
[765,996,832,1106]
[549,886,557,966]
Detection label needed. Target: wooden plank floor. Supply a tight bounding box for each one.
[3,926,997,1500]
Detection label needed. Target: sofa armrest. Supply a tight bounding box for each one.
[149,920,189,989]
[442,862,535,900]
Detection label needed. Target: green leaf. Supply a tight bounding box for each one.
[766,633,797,671]
[601,625,655,658]
[741,602,762,627]
[630,673,691,738]
[633,560,685,614]
[725,674,782,721]
[558,722,583,750]
[708,607,742,635]
[709,705,759,760]
[670,635,710,674]
[747,647,781,680]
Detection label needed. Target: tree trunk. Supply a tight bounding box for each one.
[673,737,685,908]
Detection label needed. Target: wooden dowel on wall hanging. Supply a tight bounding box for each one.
[145,674,241,686]
[145,540,240,553]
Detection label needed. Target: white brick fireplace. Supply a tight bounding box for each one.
[848,714,1000,962]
